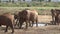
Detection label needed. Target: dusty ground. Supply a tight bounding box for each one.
[0,15,60,34]
[38,15,52,23]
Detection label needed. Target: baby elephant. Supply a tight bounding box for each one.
[0,13,15,33]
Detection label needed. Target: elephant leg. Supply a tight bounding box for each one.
[54,16,59,25]
[52,16,55,25]
[26,21,28,29]
[19,22,23,29]
[31,21,34,27]
[29,21,31,27]
[57,23,59,25]
[57,21,59,25]
[54,20,57,25]
[36,18,38,27]
[10,25,14,33]
[0,24,1,26]
[5,25,8,32]
[14,19,18,26]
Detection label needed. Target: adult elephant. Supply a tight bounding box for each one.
[18,9,38,29]
[51,9,60,25]
[0,13,15,33]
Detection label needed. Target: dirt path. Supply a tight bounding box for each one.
[0,25,60,34]
[38,15,52,23]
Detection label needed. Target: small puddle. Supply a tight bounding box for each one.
[1,23,47,28]
[22,23,47,27]
[33,23,47,27]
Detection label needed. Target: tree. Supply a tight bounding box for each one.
[48,0,51,2]
[18,0,21,1]
[12,0,14,3]
[38,0,44,2]
[32,0,37,1]
[9,0,11,2]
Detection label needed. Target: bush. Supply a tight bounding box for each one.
[0,2,60,7]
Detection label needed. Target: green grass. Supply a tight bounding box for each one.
[0,2,60,7]
[0,7,60,15]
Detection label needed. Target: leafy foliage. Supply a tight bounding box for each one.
[0,2,60,7]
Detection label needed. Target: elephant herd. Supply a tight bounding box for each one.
[0,9,38,33]
[0,9,60,33]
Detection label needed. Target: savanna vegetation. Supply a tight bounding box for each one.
[0,7,60,15]
[0,2,60,7]
[0,1,60,34]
